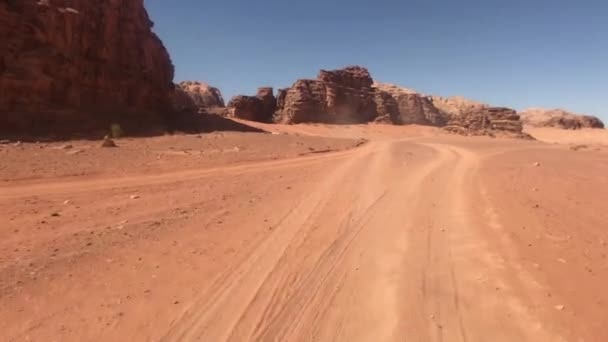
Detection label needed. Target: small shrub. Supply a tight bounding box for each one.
[110,124,124,138]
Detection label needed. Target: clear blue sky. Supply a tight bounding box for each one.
[146,0,607,121]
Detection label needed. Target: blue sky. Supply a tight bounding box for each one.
[146,0,608,121]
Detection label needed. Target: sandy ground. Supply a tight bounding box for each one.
[1,124,607,341]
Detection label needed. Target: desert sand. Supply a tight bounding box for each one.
[1,124,607,341]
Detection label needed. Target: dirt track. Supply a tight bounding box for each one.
[1,126,607,341]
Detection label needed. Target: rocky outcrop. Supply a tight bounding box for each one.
[256,87,277,122]
[0,0,176,138]
[275,66,378,124]
[177,81,225,110]
[373,83,447,126]
[445,107,532,139]
[373,90,400,124]
[519,108,605,129]
[430,96,488,118]
[171,86,198,114]
[227,87,276,122]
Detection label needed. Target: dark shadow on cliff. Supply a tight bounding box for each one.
[0,112,266,142]
[168,112,267,134]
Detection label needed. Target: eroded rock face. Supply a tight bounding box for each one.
[0,0,174,137]
[519,108,605,129]
[275,66,378,124]
[256,87,277,122]
[445,107,532,139]
[373,90,400,124]
[430,96,488,118]
[373,83,447,126]
[177,81,225,110]
[226,87,276,122]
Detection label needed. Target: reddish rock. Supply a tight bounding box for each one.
[256,87,277,122]
[275,66,378,124]
[444,107,532,139]
[227,96,265,122]
[226,87,276,122]
[520,108,605,129]
[178,81,225,110]
[0,0,174,138]
[430,96,488,118]
[171,86,198,114]
[373,90,400,124]
[373,83,447,126]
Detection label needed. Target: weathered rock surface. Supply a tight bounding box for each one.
[178,81,225,109]
[0,0,174,138]
[226,87,276,122]
[172,86,198,114]
[445,107,532,139]
[520,108,605,129]
[430,96,488,118]
[275,66,378,124]
[256,87,277,122]
[373,90,400,124]
[373,83,447,126]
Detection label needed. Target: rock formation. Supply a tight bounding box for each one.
[177,81,225,110]
[226,87,276,122]
[275,66,379,124]
[372,90,400,124]
[519,108,605,129]
[430,96,488,118]
[444,107,532,139]
[256,87,277,122]
[227,96,265,122]
[373,83,447,126]
[0,0,175,138]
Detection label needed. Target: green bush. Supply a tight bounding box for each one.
[110,124,124,138]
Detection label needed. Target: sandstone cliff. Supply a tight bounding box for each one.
[445,107,532,139]
[177,81,225,110]
[373,83,447,126]
[226,87,276,122]
[275,66,378,124]
[1,0,175,138]
[519,108,605,129]
[430,96,488,118]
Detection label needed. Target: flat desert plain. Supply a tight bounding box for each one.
[1,124,607,341]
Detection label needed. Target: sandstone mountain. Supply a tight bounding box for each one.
[519,108,605,129]
[275,66,379,124]
[177,81,225,110]
[227,87,277,122]
[373,83,447,126]
[445,107,531,139]
[430,96,488,118]
[0,0,175,138]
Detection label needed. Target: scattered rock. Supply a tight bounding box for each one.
[63,200,71,205]
[570,144,588,151]
[60,144,73,150]
[51,212,60,217]
[101,136,117,148]
[0,139,10,144]
[534,162,541,167]
[130,195,140,200]
[554,305,565,311]
[67,149,84,155]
